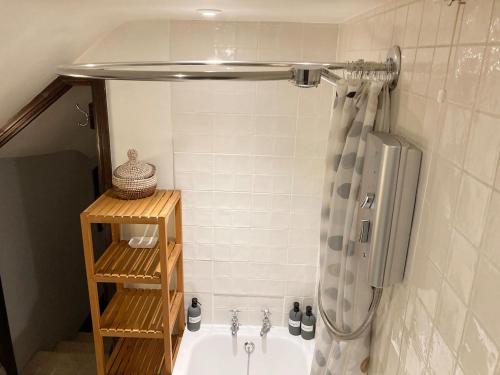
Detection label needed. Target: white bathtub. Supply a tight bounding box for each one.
[173,325,315,375]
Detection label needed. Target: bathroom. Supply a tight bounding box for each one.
[1,0,500,374]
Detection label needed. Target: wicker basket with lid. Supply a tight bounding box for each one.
[112,149,157,200]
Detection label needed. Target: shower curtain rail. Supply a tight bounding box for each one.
[58,46,401,89]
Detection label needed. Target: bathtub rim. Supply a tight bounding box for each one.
[173,324,315,375]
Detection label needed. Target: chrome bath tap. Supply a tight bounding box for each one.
[260,309,272,337]
[230,309,240,336]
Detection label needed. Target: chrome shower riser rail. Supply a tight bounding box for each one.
[317,280,383,341]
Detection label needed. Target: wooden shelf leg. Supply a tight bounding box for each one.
[110,223,124,292]
[159,217,173,374]
[81,215,106,375]
[175,199,185,334]
[111,223,120,242]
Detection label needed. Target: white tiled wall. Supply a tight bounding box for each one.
[337,0,500,374]
[169,21,338,326]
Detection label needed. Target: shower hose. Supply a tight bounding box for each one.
[317,281,383,341]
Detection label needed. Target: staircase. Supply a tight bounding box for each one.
[23,333,112,375]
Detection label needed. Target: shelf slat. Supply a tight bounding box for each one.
[94,241,180,284]
[83,189,180,224]
[100,288,182,338]
[107,338,165,375]
[166,244,182,276]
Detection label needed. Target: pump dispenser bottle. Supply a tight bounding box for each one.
[301,306,316,340]
[288,302,302,336]
[187,297,201,331]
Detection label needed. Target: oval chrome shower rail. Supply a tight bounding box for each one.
[58,62,296,82]
[317,280,383,341]
[57,46,401,89]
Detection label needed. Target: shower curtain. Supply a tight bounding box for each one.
[311,80,390,375]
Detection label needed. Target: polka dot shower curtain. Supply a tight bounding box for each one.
[311,80,390,375]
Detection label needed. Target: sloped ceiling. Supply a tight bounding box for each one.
[0,0,390,126]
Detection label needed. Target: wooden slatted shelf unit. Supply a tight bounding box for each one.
[81,189,184,375]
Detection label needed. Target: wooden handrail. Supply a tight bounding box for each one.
[0,77,73,148]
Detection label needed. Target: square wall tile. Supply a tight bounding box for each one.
[446,230,478,304]
[399,48,417,91]
[470,259,500,347]
[412,257,442,318]
[403,1,424,47]
[437,2,459,44]
[454,174,491,247]
[397,92,427,146]
[428,329,456,375]
[421,98,443,151]
[459,0,495,44]
[437,103,471,167]
[427,47,450,101]
[372,10,395,49]
[393,5,409,46]
[235,22,259,49]
[403,341,427,375]
[464,112,500,185]
[446,46,485,108]
[477,47,500,116]
[301,23,338,61]
[496,160,500,189]
[459,315,499,375]
[419,0,442,46]
[256,81,299,116]
[417,205,452,273]
[257,22,303,61]
[435,281,467,352]
[411,48,434,97]
[482,191,500,269]
[489,0,500,42]
[425,156,462,220]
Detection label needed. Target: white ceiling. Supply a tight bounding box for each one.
[1,0,388,129]
[21,0,391,23]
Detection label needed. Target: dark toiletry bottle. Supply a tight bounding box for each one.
[187,298,201,331]
[301,306,316,340]
[288,302,302,336]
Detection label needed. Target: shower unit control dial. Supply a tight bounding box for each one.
[357,132,421,288]
[361,193,375,209]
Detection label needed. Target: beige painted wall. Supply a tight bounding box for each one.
[0,87,94,159]
[78,20,175,189]
[0,2,132,127]
[337,0,500,374]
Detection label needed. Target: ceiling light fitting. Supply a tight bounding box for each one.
[197,9,222,17]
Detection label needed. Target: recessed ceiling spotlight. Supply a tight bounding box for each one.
[197,8,222,17]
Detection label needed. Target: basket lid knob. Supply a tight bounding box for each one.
[127,148,138,161]
[113,148,155,180]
